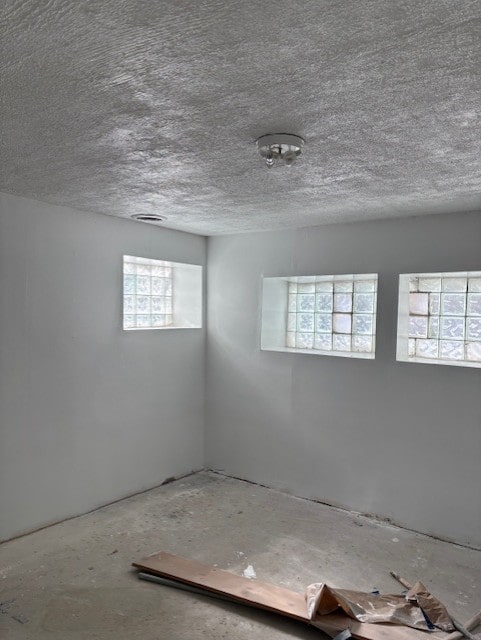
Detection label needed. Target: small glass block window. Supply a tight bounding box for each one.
[283,274,378,358]
[397,271,481,368]
[123,256,173,329]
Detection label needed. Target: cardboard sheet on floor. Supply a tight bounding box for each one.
[132,551,452,640]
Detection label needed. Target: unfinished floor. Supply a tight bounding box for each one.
[1,471,480,640]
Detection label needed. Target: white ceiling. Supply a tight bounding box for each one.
[1,0,481,235]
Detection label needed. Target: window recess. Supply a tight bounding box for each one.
[397,271,481,368]
[123,255,202,330]
[261,274,378,359]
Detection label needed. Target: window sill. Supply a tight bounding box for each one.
[261,346,375,359]
[397,355,481,369]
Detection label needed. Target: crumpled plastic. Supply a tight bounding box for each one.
[305,581,454,631]
[406,581,454,632]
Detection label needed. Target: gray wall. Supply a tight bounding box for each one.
[206,212,481,547]
[2,195,480,547]
[0,193,206,541]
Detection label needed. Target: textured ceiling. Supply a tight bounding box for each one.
[1,1,481,235]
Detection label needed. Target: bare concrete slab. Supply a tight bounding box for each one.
[0,471,479,639]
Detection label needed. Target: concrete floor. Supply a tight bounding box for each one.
[1,471,480,639]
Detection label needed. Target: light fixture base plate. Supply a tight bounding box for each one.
[255,133,305,167]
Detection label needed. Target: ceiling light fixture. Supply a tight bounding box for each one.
[131,213,166,224]
[256,133,305,169]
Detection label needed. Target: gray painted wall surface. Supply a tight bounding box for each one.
[206,212,481,547]
[0,193,206,541]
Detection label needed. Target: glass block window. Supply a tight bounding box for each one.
[260,274,377,358]
[285,275,377,357]
[397,271,481,368]
[123,256,173,329]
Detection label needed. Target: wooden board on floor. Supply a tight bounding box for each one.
[132,551,449,640]
[133,550,308,620]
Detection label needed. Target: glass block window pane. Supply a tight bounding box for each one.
[333,313,352,334]
[468,278,481,292]
[333,334,351,351]
[136,295,151,313]
[334,281,353,293]
[467,318,481,340]
[353,335,374,353]
[416,339,439,359]
[123,295,135,313]
[429,293,440,315]
[298,294,315,312]
[353,314,373,335]
[441,293,466,316]
[124,315,135,328]
[123,274,136,294]
[316,293,333,313]
[284,274,378,358]
[296,332,314,349]
[297,313,314,332]
[334,293,352,312]
[409,293,429,315]
[314,334,332,350]
[409,316,428,338]
[440,340,464,360]
[354,280,375,292]
[418,277,441,292]
[354,293,375,313]
[286,332,296,348]
[136,275,151,294]
[467,342,481,362]
[428,316,440,338]
[467,294,481,316]
[397,271,481,368]
[442,277,467,292]
[408,339,416,356]
[316,281,333,293]
[316,314,332,333]
[287,313,297,331]
[298,283,315,294]
[441,317,465,340]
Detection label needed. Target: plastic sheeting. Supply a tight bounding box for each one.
[305,581,454,632]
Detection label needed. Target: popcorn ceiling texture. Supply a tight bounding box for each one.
[1,0,481,235]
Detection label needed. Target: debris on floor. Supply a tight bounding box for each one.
[132,550,481,640]
[243,564,257,579]
[305,581,453,631]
